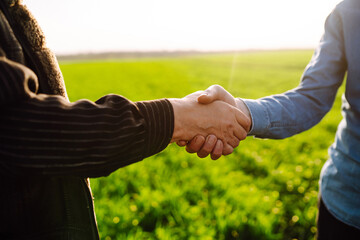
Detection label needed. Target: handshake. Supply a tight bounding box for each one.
[169,85,252,160]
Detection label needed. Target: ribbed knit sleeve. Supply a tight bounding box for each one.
[0,55,174,178]
[135,100,174,159]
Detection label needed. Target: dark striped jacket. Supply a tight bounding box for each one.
[0,1,174,239]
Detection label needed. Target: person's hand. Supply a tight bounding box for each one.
[182,85,252,160]
[168,91,250,154]
[197,85,252,159]
[198,85,251,120]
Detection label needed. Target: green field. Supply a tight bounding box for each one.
[60,50,344,240]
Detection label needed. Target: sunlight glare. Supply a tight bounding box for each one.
[24,0,342,54]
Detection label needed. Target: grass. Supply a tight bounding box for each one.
[60,50,344,240]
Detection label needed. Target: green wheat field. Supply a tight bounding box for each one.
[60,50,344,240]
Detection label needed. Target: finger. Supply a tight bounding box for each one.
[176,140,187,147]
[226,135,240,149]
[224,111,245,149]
[197,85,221,104]
[211,140,223,160]
[186,135,206,153]
[233,127,248,144]
[222,144,234,156]
[234,108,252,135]
[197,93,214,104]
[197,135,217,158]
[198,85,236,107]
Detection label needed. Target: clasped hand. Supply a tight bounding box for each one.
[169,85,252,160]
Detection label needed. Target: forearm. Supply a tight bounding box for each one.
[0,94,173,177]
[0,95,173,177]
[243,8,346,139]
[242,85,343,139]
[0,54,174,177]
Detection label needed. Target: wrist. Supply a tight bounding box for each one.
[168,98,185,142]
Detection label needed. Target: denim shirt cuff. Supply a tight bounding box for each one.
[241,98,270,137]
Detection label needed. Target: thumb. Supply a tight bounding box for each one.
[198,85,236,106]
[197,85,221,104]
[197,92,214,104]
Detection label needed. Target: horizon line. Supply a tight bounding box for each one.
[57,48,315,61]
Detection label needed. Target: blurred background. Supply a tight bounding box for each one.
[23,1,344,240]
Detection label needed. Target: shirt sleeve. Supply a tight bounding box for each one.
[0,53,174,178]
[242,7,347,139]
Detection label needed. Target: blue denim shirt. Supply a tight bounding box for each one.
[242,0,360,229]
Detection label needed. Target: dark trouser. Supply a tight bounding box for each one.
[317,197,360,239]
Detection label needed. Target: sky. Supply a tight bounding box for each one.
[24,0,342,55]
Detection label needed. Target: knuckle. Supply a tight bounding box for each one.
[213,84,223,90]
[239,131,247,140]
[225,121,233,129]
